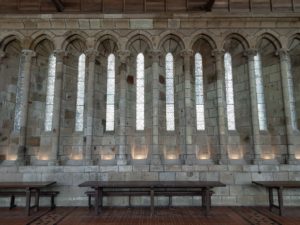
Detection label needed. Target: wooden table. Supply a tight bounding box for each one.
[79,181,225,216]
[252,181,300,216]
[0,182,56,216]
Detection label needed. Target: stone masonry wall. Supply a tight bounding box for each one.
[0,13,300,207]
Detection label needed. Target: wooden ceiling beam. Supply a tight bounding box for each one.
[51,0,65,12]
[204,0,215,11]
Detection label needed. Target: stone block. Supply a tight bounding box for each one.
[130,19,153,29]
[159,172,175,181]
[118,165,132,172]
[234,172,252,185]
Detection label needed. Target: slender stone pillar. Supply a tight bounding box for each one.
[49,50,65,165]
[245,49,263,164]
[278,49,298,164]
[181,49,194,164]
[84,49,98,165]
[149,50,161,165]
[212,50,228,164]
[16,50,35,165]
[117,50,130,165]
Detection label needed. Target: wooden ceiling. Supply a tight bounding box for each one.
[0,0,299,13]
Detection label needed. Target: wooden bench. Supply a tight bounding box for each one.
[0,191,59,210]
[79,181,225,216]
[253,181,300,216]
[85,189,213,209]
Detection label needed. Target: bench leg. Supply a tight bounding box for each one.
[268,188,274,211]
[278,187,284,216]
[150,189,154,216]
[88,195,92,209]
[34,189,40,212]
[129,196,132,208]
[10,195,16,210]
[51,195,56,210]
[26,189,32,216]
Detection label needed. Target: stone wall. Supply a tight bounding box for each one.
[0,13,300,207]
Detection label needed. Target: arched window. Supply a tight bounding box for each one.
[195,53,205,130]
[254,53,267,131]
[224,52,236,131]
[166,53,175,131]
[106,54,115,131]
[44,54,56,131]
[75,53,86,132]
[14,56,25,132]
[136,53,145,130]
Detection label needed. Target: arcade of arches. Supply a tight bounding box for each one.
[0,14,300,207]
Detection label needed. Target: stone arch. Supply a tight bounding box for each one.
[190,33,217,50]
[125,31,153,50]
[0,34,23,52]
[95,31,121,50]
[223,33,250,50]
[62,33,87,51]
[256,32,282,51]
[127,34,152,56]
[97,36,119,58]
[158,34,185,54]
[29,31,56,49]
[288,33,300,50]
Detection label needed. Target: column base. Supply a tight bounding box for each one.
[287,159,300,165]
[150,155,161,165]
[84,159,94,166]
[117,155,127,165]
[47,160,60,166]
[218,156,229,165]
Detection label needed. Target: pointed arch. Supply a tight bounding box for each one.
[223,33,250,50]
[126,33,153,51]
[158,34,185,53]
[62,33,87,51]
[190,33,217,50]
[256,32,282,50]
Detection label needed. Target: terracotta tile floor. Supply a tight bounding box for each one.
[0,206,299,225]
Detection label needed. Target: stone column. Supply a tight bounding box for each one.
[84,49,98,165]
[149,50,161,165]
[212,50,228,164]
[278,49,298,164]
[117,50,130,165]
[49,50,65,165]
[181,49,194,164]
[245,49,263,164]
[16,50,35,165]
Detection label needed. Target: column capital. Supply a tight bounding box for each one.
[85,49,99,60]
[277,48,290,61]
[117,50,131,64]
[180,49,194,58]
[212,49,225,58]
[149,49,161,63]
[21,49,36,58]
[244,48,258,58]
[53,50,66,62]
[0,50,5,59]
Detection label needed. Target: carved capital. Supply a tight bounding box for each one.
[180,49,194,58]
[53,50,66,62]
[117,50,131,64]
[244,48,258,58]
[277,48,290,61]
[212,49,225,59]
[21,49,36,59]
[149,49,161,63]
[85,49,99,62]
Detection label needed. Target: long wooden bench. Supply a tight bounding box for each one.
[0,191,59,210]
[85,189,213,209]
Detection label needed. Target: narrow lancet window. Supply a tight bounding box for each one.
[45,54,57,131]
[254,54,267,131]
[75,53,86,132]
[166,53,175,131]
[106,54,115,131]
[14,55,25,132]
[136,53,145,130]
[224,52,236,131]
[195,53,205,130]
